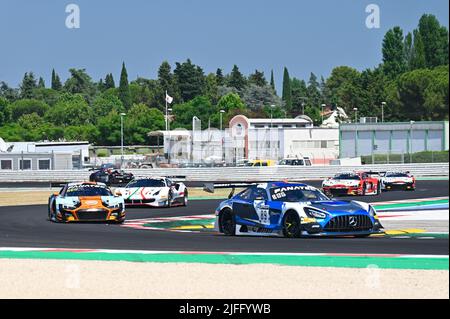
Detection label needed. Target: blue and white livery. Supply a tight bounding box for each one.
[209,182,384,238]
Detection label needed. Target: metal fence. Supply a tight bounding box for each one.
[0,163,447,183]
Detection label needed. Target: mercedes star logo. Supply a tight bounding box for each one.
[349,216,357,227]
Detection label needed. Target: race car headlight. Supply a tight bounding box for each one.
[153,190,160,196]
[61,200,80,210]
[102,200,122,209]
[304,207,328,219]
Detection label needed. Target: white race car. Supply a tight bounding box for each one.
[114,177,188,207]
[380,171,416,191]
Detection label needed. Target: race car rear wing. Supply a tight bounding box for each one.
[359,171,386,177]
[203,182,258,199]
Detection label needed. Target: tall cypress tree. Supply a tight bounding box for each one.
[282,67,292,110]
[118,62,132,109]
[51,69,62,91]
[270,70,276,93]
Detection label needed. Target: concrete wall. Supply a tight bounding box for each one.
[340,121,448,158]
[0,152,73,170]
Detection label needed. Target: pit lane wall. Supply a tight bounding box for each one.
[0,163,448,183]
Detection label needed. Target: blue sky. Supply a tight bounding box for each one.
[0,0,448,93]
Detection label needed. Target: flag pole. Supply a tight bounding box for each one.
[165,90,168,131]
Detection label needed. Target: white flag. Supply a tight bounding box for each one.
[165,93,173,104]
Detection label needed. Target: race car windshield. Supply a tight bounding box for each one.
[385,172,409,177]
[126,179,166,188]
[269,186,329,202]
[65,185,112,197]
[334,174,360,180]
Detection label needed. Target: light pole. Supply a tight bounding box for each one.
[352,108,358,157]
[321,104,326,124]
[219,109,225,131]
[167,108,172,131]
[381,102,386,123]
[270,104,275,128]
[410,120,415,163]
[120,113,126,169]
[301,102,305,115]
[220,110,225,162]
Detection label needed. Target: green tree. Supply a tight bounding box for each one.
[0,97,8,126]
[228,65,246,91]
[20,72,37,99]
[307,72,322,109]
[418,14,449,68]
[382,26,407,78]
[409,29,427,70]
[125,104,165,144]
[174,59,205,102]
[326,66,365,115]
[156,61,178,108]
[281,67,292,110]
[63,124,100,142]
[63,68,96,102]
[32,88,60,106]
[6,99,49,121]
[0,81,18,101]
[51,69,62,91]
[45,94,91,126]
[17,112,44,130]
[91,94,124,120]
[270,70,276,94]
[216,68,224,86]
[242,84,281,112]
[248,70,267,87]
[291,78,308,115]
[105,73,115,89]
[205,73,219,105]
[387,67,448,121]
[118,62,132,109]
[38,77,45,88]
[171,96,213,130]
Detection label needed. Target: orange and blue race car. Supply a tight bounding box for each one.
[321,171,381,197]
[48,182,125,223]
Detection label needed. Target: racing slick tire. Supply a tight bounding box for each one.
[282,211,302,238]
[182,190,188,207]
[354,234,371,238]
[376,182,382,196]
[219,209,236,236]
[48,200,59,223]
[166,191,173,208]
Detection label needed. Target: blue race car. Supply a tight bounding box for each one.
[205,182,384,238]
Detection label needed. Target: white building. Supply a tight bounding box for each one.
[152,115,339,165]
[0,139,91,170]
[229,115,338,165]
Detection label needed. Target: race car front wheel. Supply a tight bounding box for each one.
[219,209,236,236]
[182,191,188,206]
[282,211,302,238]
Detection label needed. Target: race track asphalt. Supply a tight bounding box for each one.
[0,180,448,255]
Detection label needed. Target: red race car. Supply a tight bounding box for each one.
[322,171,381,197]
